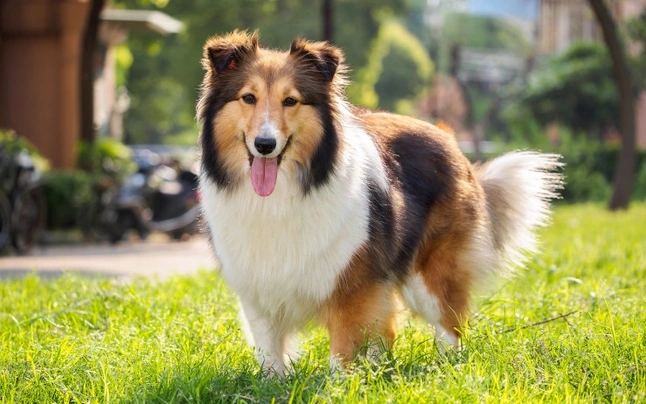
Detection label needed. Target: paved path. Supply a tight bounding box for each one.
[0,236,216,279]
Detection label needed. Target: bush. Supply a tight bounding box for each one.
[633,161,646,201]
[521,42,618,140]
[42,171,97,230]
[490,124,646,203]
[77,138,135,179]
[561,165,612,202]
[44,138,134,230]
[554,145,646,203]
[557,142,646,201]
[0,129,50,172]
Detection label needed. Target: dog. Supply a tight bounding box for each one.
[197,31,562,375]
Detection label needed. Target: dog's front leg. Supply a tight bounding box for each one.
[238,300,290,376]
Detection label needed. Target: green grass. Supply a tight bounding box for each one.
[1,204,645,403]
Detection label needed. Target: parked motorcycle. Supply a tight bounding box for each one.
[78,166,122,243]
[0,190,10,253]
[0,145,46,254]
[109,149,200,243]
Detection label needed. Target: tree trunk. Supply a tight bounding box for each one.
[588,0,637,210]
[322,0,333,42]
[80,0,106,145]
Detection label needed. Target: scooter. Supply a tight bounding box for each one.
[109,149,200,243]
[0,144,46,254]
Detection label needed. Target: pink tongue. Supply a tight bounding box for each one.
[250,157,278,197]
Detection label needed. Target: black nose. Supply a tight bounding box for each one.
[254,137,276,155]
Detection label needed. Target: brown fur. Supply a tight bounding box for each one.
[322,250,399,362]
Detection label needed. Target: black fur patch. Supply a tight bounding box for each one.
[302,102,338,194]
[367,180,395,244]
[199,78,247,190]
[387,133,454,269]
[365,177,400,282]
[291,77,339,194]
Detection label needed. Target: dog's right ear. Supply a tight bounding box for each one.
[202,31,259,74]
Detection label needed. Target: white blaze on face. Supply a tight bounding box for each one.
[258,112,281,148]
[249,112,282,197]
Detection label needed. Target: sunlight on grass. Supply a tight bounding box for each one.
[1,204,645,403]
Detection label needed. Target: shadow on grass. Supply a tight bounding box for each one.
[125,364,333,403]
[124,345,470,403]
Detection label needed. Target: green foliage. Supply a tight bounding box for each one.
[441,13,531,55]
[420,11,531,136]
[113,0,411,144]
[77,138,135,179]
[0,129,50,172]
[521,42,618,139]
[634,162,646,200]
[349,20,433,112]
[434,12,531,73]
[41,171,97,230]
[43,138,134,230]
[492,124,646,203]
[626,9,646,87]
[163,128,201,146]
[500,103,551,147]
[1,204,646,401]
[114,44,133,88]
[562,164,612,202]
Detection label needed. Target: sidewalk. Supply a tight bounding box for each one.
[0,236,216,279]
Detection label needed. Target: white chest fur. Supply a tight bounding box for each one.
[199,125,384,328]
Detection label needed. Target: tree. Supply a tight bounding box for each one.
[80,0,106,144]
[437,12,532,72]
[348,20,433,113]
[322,0,333,42]
[113,0,411,144]
[424,11,531,140]
[521,42,618,140]
[588,0,637,210]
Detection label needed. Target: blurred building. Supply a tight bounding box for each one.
[539,0,646,148]
[0,1,182,169]
[539,0,646,54]
[96,9,182,141]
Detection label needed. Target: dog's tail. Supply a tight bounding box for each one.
[473,151,563,278]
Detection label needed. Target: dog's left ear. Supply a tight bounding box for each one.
[289,39,344,82]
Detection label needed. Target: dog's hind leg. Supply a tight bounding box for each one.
[323,281,398,369]
[401,239,472,352]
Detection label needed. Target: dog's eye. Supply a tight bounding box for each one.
[282,97,297,107]
[241,94,257,105]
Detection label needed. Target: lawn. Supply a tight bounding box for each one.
[1,204,645,403]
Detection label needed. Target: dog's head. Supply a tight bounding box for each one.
[198,31,347,197]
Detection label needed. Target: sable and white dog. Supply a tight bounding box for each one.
[197,31,562,375]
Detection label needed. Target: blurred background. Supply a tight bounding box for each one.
[1,0,645,255]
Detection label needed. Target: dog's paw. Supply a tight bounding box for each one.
[434,325,461,354]
[262,362,289,378]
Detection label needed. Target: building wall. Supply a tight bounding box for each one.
[0,0,89,169]
[539,0,620,54]
[1,36,61,161]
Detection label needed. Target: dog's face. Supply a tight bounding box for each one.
[198,31,346,196]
